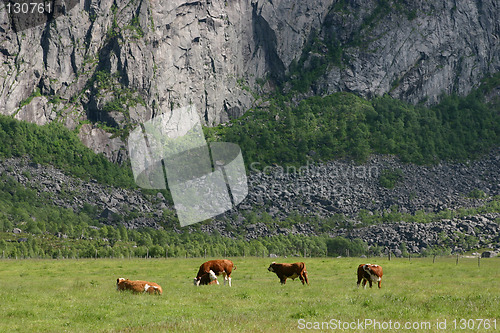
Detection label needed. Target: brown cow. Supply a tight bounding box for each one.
[116,278,163,295]
[267,262,309,285]
[357,264,383,289]
[194,259,235,286]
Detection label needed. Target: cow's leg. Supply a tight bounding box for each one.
[362,279,367,289]
[222,272,228,286]
[368,280,373,288]
[378,280,382,289]
[228,276,232,287]
[357,276,362,288]
[280,278,287,285]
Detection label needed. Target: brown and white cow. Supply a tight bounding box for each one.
[357,264,383,289]
[194,259,235,287]
[116,278,163,295]
[267,262,309,285]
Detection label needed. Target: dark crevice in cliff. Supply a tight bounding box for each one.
[251,2,286,83]
[40,22,52,70]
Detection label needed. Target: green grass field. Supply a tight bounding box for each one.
[1,257,499,332]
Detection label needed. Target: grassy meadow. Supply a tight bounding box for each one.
[0,256,499,332]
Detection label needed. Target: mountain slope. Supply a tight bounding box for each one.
[1,0,498,160]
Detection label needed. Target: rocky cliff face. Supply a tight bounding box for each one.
[1,0,499,161]
[316,0,500,104]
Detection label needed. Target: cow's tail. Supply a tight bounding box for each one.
[233,265,237,270]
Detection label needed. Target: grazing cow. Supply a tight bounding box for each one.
[357,264,383,289]
[196,270,219,285]
[194,259,235,287]
[267,262,309,285]
[116,278,163,295]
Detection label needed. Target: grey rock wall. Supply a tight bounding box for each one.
[317,0,500,104]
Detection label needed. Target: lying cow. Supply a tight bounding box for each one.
[194,259,235,287]
[197,270,219,285]
[267,262,309,285]
[116,278,163,295]
[357,264,383,289]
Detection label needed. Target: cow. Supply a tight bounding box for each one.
[267,262,309,285]
[357,264,383,289]
[194,259,235,287]
[116,278,163,295]
[197,270,219,285]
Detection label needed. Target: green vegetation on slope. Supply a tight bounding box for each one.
[0,175,352,259]
[209,75,500,168]
[0,115,135,188]
[2,168,500,259]
[3,73,499,188]
[0,171,335,259]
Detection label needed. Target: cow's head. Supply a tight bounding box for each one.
[363,264,378,273]
[195,270,218,286]
[116,277,127,290]
[267,262,276,272]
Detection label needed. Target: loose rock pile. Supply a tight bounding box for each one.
[1,149,500,254]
